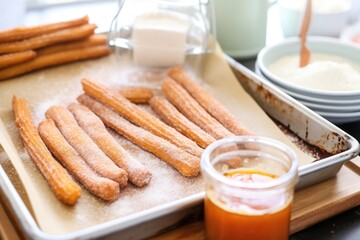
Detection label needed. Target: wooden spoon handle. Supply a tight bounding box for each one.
[299,0,312,67]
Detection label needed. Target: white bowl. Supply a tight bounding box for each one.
[255,60,360,106]
[257,37,360,98]
[256,37,360,123]
[316,110,360,124]
[278,0,352,37]
[299,100,360,113]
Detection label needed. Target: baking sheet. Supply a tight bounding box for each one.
[0,48,314,235]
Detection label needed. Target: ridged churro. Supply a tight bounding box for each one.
[39,118,120,202]
[37,34,107,56]
[0,24,96,54]
[0,50,36,69]
[12,96,81,205]
[78,94,200,177]
[81,78,203,157]
[0,16,89,43]
[68,103,152,187]
[168,67,254,135]
[149,96,215,148]
[162,78,234,140]
[0,45,110,81]
[119,87,153,104]
[46,105,128,187]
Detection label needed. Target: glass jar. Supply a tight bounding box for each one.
[201,136,299,240]
[108,0,216,67]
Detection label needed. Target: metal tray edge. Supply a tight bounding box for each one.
[1,56,359,239]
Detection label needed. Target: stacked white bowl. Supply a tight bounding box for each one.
[257,37,360,124]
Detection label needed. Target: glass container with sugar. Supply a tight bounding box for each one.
[109,0,216,67]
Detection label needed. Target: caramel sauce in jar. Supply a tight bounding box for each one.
[201,137,298,240]
[205,169,292,240]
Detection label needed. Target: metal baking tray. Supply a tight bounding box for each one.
[0,56,359,240]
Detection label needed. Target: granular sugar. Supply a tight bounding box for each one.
[268,53,360,92]
[0,55,204,235]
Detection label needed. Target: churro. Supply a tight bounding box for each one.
[0,24,96,54]
[149,96,215,148]
[0,16,89,43]
[168,67,254,135]
[12,96,81,205]
[39,119,120,202]
[68,103,152,187]
[0,45,110,81]
[119,87,153,104]
[78,94,200,177]
[37,34,107,56]
[46,105,128,187]
[162,78,234,140]
[81,78,203,157]
[0,50,36,69]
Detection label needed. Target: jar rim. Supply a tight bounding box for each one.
[201,136,299,190]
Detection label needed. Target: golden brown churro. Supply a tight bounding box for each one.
[46,105,128,187]
[168,67,254,135]
[119,87,153,104]
[12,96,81,205]
[0,50,36,69]
[68,103,152,187]
[162,78,234,140]
[39,119,120,202]
[81,78,203,157]
[149,96,216,149]
[78,94,200,177]
[0,45,110,81]
[0,24,96,54]
[0,16,89,43]
[37,34,107,56]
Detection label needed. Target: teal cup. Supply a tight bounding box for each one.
[213,0,273,59]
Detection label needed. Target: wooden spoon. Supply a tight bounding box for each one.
[299,0,312,67]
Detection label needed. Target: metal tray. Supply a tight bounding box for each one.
[0,56,359,240]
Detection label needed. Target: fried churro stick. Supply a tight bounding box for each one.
[0,45,110,81]
[0,50,36,69]
[0,24,96,54]
[168,67,254,135]
[149,96,216,149]
[81,78,203,157]
[39,119,120,202]
[78,94,200,177]
[68,103,152,187]
[12,96,81,205]
[0,16,89,43]
[162,78,234,140]
[119,87,153,104]
[37,34,107,56]
[46,105,128,187]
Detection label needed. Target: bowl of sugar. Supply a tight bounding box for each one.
[257,37,360,98]
[256,37,360,124]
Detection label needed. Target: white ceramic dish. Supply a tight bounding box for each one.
[278,0,351,38]
[316,110,360,124]
[299,100,360,113]
[257,37,360,99]
[255,54,360,124]
[255,60,360,106]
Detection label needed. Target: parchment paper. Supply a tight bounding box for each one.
[0,47,314,235]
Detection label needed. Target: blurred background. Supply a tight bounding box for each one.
[1,0,358,54]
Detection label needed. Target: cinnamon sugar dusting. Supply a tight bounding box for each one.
[0,55,205,235]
